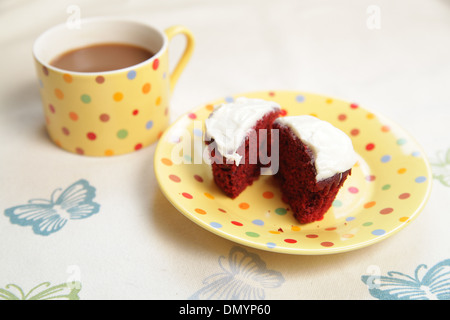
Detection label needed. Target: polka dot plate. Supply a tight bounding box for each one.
[154,91,432,255]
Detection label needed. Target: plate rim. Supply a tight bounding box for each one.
[154,90,433,255]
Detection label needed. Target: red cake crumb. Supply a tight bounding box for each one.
[273,122,351,224]
[206,110,280,198]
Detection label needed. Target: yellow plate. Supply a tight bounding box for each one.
[154,91,432,255]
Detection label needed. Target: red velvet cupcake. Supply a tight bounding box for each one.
[273,115,357,224]
[205,97,281,198]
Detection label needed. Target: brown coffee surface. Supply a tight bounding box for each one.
[50,43,154,72]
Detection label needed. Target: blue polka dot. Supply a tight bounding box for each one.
[210,222,222,228]
[381,155,391,163]
[412,151,421,157]
[295,95,305,102]
[146,120,153,130]
[193,128,203,137]
[163,72,167,79]
[372,229,386,236]
[415,176,427,183]
[38,79,43,88]
[346,216,356,222]
[127,70,137,80]
[224,96,234,103]
[252,219,264,226]
[266,242,276,249]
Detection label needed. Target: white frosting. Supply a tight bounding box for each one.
[275,115,357,181]
[205,97,281,165]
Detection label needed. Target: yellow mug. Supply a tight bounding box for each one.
[33,18,194,156]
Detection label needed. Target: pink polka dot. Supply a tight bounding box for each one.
[350,129,359,136]
[321,242,334,247]
[169,174,181,183]
[49,104,55,113]
[182,192,193,199]
[194,174,203,182]
[87,132,96,140]
[95,76,105,84]
[75,147,84,155]
[348,187,359,194]
[188,113,197,119]
[152,59,159,70]
[365,175,376,181]
[99,113,110,122]
[338,114,347,121]
[380,208,394,215]
[306,234,318,238]
[62,127,70,136]
[42,66,49,76]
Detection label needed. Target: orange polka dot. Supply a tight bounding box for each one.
[291,226,301,231]
[269,230,281,234]
[63,74,72,83]
[113,92,123,101]
[325,98,333,104]
[204,192,214,200]
[69,112,78,121]
[155,96,161,106]
[104,149,114,156]
[161,158,173,166]
[54,88,64,99]
[399,217,409,222]
[366,113,375,119]
[398,168,407,174]
[206,104,214,111]
[342,234,354,238]
[309,113,318,117]
[381,125,390,132]
[142,83,151,94]
[195,208,206,215]
[54,139,62,147]
[262,191,274,199]
[239,202,250,209]
[364,201,376,208]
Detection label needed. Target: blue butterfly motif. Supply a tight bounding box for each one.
[361,259,450,300]
[4,179,100,236]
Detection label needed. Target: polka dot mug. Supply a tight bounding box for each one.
[33,17,194,156]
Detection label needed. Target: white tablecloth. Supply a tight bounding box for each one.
[1,0,449,300]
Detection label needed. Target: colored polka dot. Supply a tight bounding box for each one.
[195,208,206,215]
[113,92,123,101]
[152,58,159,70]
[269,230,281,234]
[95,76,105,84]
[382,184,391,190]
[161,158,173,166]
[193,175,203,182]
[263,191,274,199]
[325,98,333,104]
[188,113,196,119]
[231,221,243,226]
[381,125,390,132]
[348,187,359,194]
[275,208,287,215]
[398,168,407,174]
[146,120,154,130]
[364,201,376,208]
[295,95,305,102]
[81,94,91,103]
[252,219,264,226]
[63,74,72,83]
[280,109,287,116]
[338,114,347,121]
[306,234,318,238]
[155,96,161,106]
[332,199,342,207]
[49,104,55,113]
[205,104,214,111]
[399,193,410,199]
[291,226,301,231]
[104,149,114,156]
[380,208,393,215]
[193,129,202,137]
[366,143,375,151]
[182,192,193,199]
[284,239,297,244]
[239,202,250,210]
[210,222,222,228]
[42,66,49,76]
[415,176,427,183]
[246,232,260,238]
[412,151,421,157]
[87,132,96,140]
[132,109,139,116]
[142,83,151,94]
[169,174,181,183]
[127,70,137,80]
[363,222,373,227]
[366,113,375,119]
[69,112,78,121]
[224,96,234,103]
[117,129,128,139]
[62,127,70,136]
[342,234,354,238]
[204,192,214,199]
[99,114,110,122]
[135,143,143,150]
[75,147,84,155]
[266,242,276,249]
[366,175,376,181]
[372,229,385,236]
[399,217,409,222]
[218,208,226,213]
[55,88,64,100]
[350,129,359,136]
[321,242,334,247]
[350,103,359,109]
[325,227,336,231]
[381,155,391,163]
[397,138,407,145]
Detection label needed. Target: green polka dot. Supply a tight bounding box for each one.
[363,222,373,227]
[81,94,91,103]
[117,129,128,139]
[397,138,407,145]
[332,199,343,207]
[275,208,287,215]
[382,184,391,190]
[245,232,260,237]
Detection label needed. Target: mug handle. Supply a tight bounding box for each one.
[164,25,195,92]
